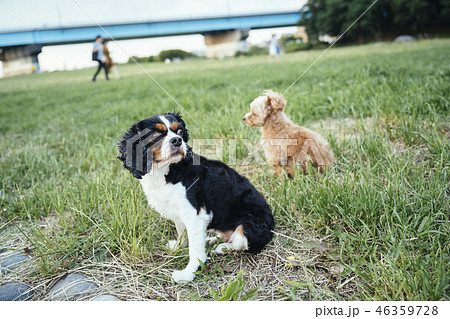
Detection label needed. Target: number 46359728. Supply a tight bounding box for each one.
[375,305,438,316]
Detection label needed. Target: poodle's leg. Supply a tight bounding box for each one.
[271,165,283,177]
[279,157,294,178]
[268,159,294,178]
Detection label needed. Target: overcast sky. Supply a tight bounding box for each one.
[0,0,307,72]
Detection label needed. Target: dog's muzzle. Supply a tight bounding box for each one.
[170,136,182,147]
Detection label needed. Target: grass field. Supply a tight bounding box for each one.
[0,39,449,300]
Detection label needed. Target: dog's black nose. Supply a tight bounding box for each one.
[170,136,182,147]
[242,116,246,121]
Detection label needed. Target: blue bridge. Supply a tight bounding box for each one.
[0,11,304,47]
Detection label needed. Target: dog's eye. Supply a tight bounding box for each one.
[176,129,183,136]
[150,132,162,140]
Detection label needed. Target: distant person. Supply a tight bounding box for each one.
[269,34,278,57]
[92,35,109,82]
[103,40,120,79]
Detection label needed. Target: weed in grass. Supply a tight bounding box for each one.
[208,270,259,301]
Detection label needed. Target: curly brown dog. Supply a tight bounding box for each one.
[243,90,334,177]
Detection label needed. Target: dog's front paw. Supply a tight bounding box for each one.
[171,270,195,283]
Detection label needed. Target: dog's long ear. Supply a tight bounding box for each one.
[117,122,152,179]
[265,90,286,111]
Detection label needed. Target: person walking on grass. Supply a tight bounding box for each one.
[92,35,109,82]
[103,40,120,80]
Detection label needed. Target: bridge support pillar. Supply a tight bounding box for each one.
[203,29,249,59]
[0,45,42,77]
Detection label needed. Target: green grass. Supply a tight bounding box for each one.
[0,39,449,300]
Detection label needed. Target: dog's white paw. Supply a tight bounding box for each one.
[206,236,218,245]
[214,243,231,254]
[166,240,178,251]
[172,270,195,283]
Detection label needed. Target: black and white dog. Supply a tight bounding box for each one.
[117,113,274,282]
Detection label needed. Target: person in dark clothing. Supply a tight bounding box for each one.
[92,35,109,82]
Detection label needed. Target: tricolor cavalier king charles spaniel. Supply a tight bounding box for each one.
[117,113,274,283]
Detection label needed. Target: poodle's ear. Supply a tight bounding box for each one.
[264,90,286,111]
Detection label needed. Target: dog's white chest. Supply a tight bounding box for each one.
[139,170,189,221]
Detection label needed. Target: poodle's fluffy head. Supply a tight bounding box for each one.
[242,90,287,127]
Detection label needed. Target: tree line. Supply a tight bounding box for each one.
[301,0,450,43]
